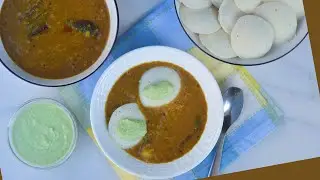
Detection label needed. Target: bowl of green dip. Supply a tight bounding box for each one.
[8,98,78,168]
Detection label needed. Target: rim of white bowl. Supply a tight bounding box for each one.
[8,98,78,169]
[174,0,309,66]
[90,46,224,179]
[0,0,119,87]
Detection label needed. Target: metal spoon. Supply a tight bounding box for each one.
[207,87,244,177]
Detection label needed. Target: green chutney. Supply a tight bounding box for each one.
[10,100,76,167]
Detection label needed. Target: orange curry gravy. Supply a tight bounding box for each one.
[0,0,110,79]
[106,62,208,163]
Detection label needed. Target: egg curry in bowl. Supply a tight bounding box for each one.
[106,62,208,163]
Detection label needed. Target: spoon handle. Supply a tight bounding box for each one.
[208,134,225,177]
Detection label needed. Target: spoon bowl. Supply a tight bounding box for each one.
[222,87,244,132]
[208,87,244,176]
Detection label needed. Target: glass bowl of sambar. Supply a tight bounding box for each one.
[0,0,119,86]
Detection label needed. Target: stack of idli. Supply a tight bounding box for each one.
[177,0,305,60]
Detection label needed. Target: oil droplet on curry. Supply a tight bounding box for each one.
[0,0,110,79]
[106,62,208,163]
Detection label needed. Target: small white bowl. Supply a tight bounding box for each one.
[0,0,119,86]
[8,98,78,169]
[90,46,224,179]
[174,0,308,66]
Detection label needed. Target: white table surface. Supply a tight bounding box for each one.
[1,0,320,179]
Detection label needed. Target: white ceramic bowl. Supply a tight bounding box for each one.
[0,0,119,86]
[174,0,308,66]
[90,46,224,179]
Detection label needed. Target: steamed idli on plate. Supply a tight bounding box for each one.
[211,0,223,8]
[139,67,181,107]
[184,26,210,52]
[180,0,212,9]
[262,0,305,19]
[219,0,245,34]
[255,2,297,44]
[174,0,307,65]
[231,15,274,59]
[179,4,221,34]
[199,29,237,59]
[234,0,262,13]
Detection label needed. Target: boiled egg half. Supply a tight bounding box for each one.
[108,103,147,149]
[139,67,181,107]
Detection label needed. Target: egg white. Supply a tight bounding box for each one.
[139,67,181,107]
[108,103,146,149]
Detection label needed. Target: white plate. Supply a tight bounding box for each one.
[90,46,224,179]
[175,0,308,66]
[0,0,119,86]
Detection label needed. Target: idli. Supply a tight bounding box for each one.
[180,0,212,9]
[199,29,237,59]
[180,4,221,34]
[231,15,274,59]
[184,26,209,51]
[219,0,245,34]
[234,0,262,13]
[262,0,305,19]
[211,0,223,8]
[255,2,297,44]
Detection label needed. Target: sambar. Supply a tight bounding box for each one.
[0,0,110,79]
[106,62,208,163]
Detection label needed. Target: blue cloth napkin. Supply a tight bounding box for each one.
[58,0,283,179]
